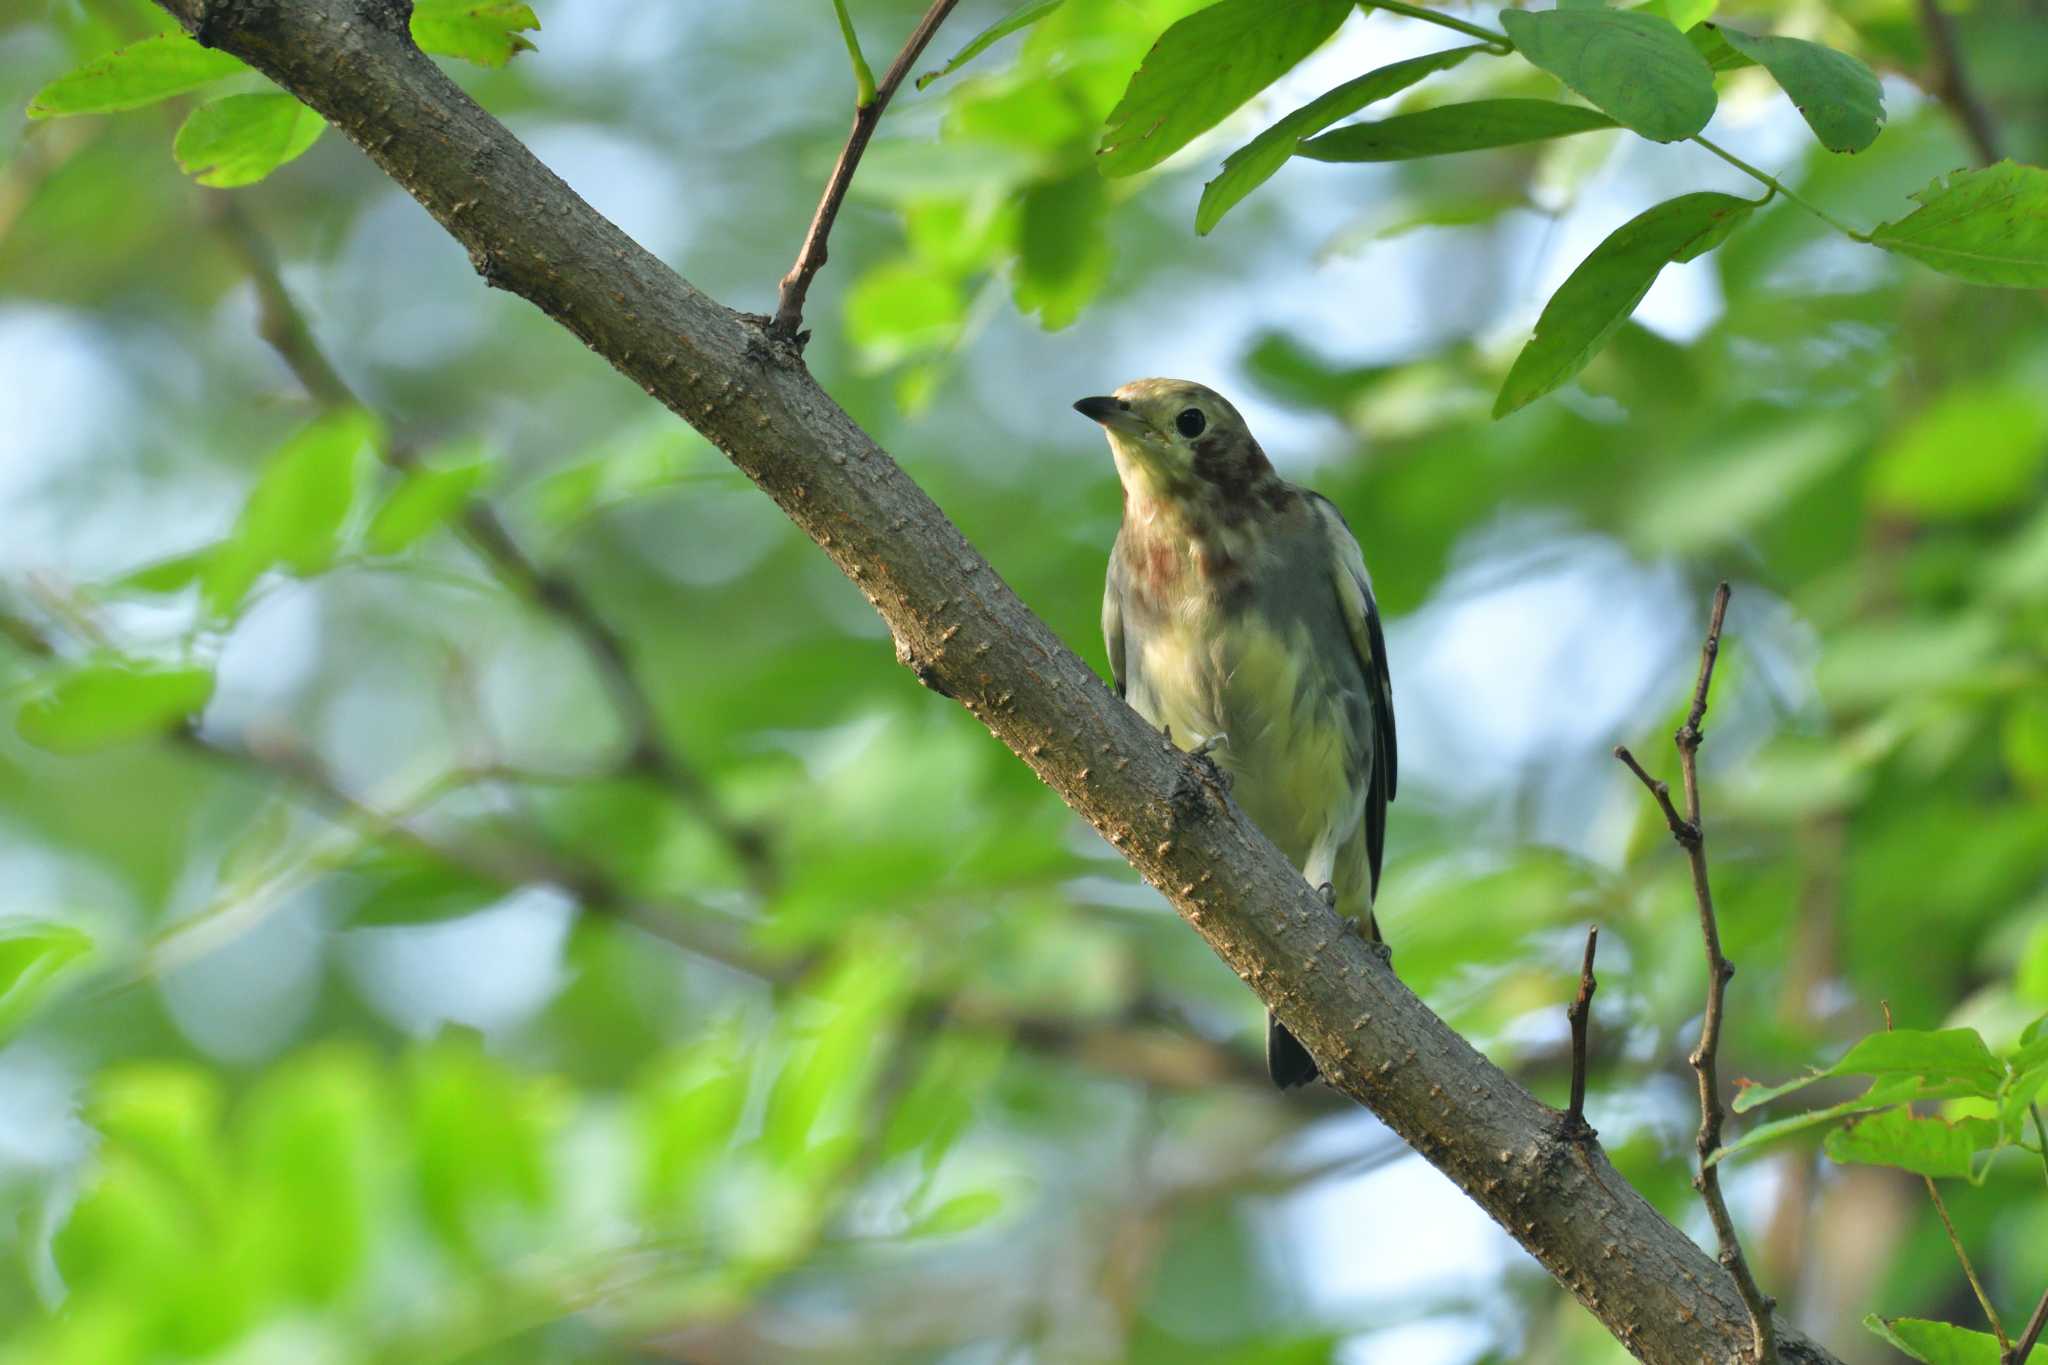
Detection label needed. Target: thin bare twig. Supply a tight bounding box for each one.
[206,198,774,893]
[769,0,960,341]
[1923,1174,2008,1350]
[1616,583,1775,1364]
[2014,1285,2048,1365]
[1564,926,1599,1132]
[1914,0,2001,167]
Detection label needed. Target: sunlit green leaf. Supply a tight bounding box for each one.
[905,1188,1005,1237]
[17,660,215,754]
[410,0,540,67]
[1870,380,2048,519]
[366,447,489,554]
[845,259,966,365]
[1498,5,1716,142]
[1299,99,1616,164]
[1494,192,1756,417]
[1733,1027,2006,1111]
[1097,0,1353,177]
[203,408,378,618]
[0,922,95,1043]
[917,0,1065,90]
[1635,0,1714,30]
[1863,1316,2003,1365]
[1713,29,1883,153]
[1198,44,1487,234]
[240,1049,383,1303]
[1821,1105,1981,1179]
[173,94,326,188]
[1014,171,1109,330]
[1868,161,2048,287]
[27,33,248,119]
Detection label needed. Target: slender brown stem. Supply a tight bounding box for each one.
[1564,925,1599,1131]
[1617,583,1775,1363]
[1914,0,2001,167]
[2013,1285,2048,1365]
[205,198,774,894]
[770,0,960,341]
[1923,1174,2007,1349]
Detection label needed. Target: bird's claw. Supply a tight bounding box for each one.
[1189,733,1232,792]
[1318,882,1337,908]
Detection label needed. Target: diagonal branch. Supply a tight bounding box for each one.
[1617,583,1776,1364]
[1914,0,2001,167]
[205,195,774,894]
[147,3,1843,1360]
[770,0,960,341]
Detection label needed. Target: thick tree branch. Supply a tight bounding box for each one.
[770,0,959,341]
[148,2,1842,1359]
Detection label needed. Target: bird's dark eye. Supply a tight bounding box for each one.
[1175,407,1206,439]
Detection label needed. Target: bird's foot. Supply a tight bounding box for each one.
[1189,732,1232,793]
[1343,914,1393,966]
[1318,881,1337,908]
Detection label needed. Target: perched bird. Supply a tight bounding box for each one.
[1076,378,1396,1089]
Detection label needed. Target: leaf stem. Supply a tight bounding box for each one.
[1691,135,1866,240]
[1359,1,1513,53]
[1924,1173,2008,1351]
[832,0,878,107]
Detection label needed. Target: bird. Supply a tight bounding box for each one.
[1076,378,1396,1089]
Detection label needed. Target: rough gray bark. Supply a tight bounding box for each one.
[152,2,1840,1360]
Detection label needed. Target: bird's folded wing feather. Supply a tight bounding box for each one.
[1102,541,1128,700]
[1310,493,1398,892]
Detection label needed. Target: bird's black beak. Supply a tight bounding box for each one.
[1073,395,1131,426]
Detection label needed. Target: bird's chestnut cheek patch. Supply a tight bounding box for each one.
[1190,434,1286,514]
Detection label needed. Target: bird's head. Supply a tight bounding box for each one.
[1074,378,1279,516]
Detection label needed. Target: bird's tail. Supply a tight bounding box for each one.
[1266,1012,1319,1089]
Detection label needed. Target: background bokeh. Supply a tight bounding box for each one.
[3,1,2046,1361]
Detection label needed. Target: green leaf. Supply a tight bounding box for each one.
[1497,6,1716,142]
[1687,23,1755,72]
[0,923,95,1043]
[410,0,541,67]
[26,33,249,119]
[203,409,377,619]
[113,547,213,595]
[1014,171,1110,330]
[366,448,489,554]
[173,94,326,188]
[905,1189,1005,1237]
[1197,45,1487,233]
[1493,191,1756,417]
[1635,0,1714,30]
[337,848,501,928]
[2003,695,2048,796]
[1822,1105,1978,1179]
[917,0,1065,90]
[1299,98,1616,164]
[240,1050,382,1303]
[1863,1316,2004,1365]
[1713,29,1883,153]
[1869,380,2048,520]
[17,660,215,754]
[1097,0,1353,178]
[1867,161,2048,287]
[1734,1027,2007,1112]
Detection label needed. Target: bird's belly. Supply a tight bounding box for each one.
[1129,615,1359,875]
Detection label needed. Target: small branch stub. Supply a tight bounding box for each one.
[1564,925,1599,1135]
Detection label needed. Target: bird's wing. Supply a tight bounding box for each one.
[1102,540,1128,700]
[1308,493,1397,893]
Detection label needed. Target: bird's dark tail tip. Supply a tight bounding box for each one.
[1266,1012,1319,1089]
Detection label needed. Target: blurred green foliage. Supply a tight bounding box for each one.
[3,0,2048,1362]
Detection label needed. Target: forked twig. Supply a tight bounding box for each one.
[770,0,961,342]
[1615,583,1775,1363]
